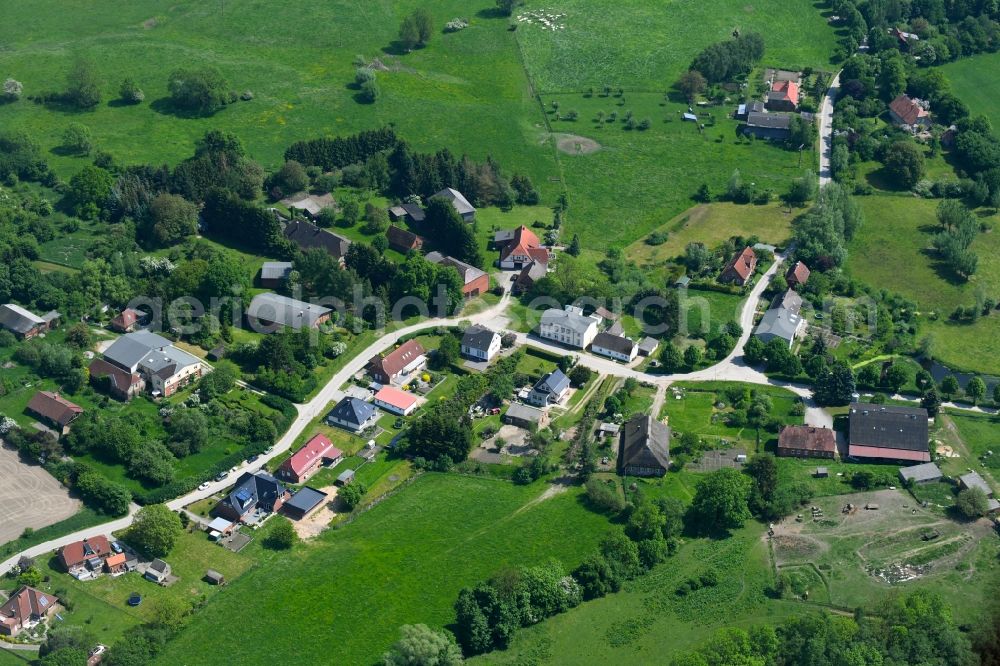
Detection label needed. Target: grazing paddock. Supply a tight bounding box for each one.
[942,51,1000,129]
[0,446,79,545]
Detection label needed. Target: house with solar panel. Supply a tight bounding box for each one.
[0,586,59,637]
[212,471,290,524]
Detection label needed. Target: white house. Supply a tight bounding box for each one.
[527,370,571,407]
[461,325,501,362]
[591,331,638,363]
[538,306,599,349]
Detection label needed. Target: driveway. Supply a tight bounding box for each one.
[818,71,841,187]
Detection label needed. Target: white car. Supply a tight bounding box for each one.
[90,644,107,657]
[197,482,210,491]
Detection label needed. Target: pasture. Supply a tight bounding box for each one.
[942,51,1000,129]
[153,473,611,665]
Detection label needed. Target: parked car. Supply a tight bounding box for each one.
[198,482,210,491]
[110,542,123,554]
[89,645,107,657]
[215,471,229,482]
[246,454,260,464]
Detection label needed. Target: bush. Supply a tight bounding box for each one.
[263,516,298,550]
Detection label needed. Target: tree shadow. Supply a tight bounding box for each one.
[919,247,972,287]
[107,98,132,108]
[476,7,508,19]
[149,96,217,119]
[48,145,87,158]
[381,41,411,57]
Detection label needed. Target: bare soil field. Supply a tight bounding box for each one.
[0,445,80,545]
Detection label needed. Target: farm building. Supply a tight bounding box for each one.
[898,462,943,484]
[96,331,206,398]
[503,403,548,431]
[431,187,476,222]
[259,262,293,289]
[776,425,836,459]
[281,192,336,219]
[591,331,638,363]
[368,339,426,385]
[848,403,930,462]
[277,434,343,483]
[88,358,145,401]
[246,293,332,332]
[373,386,419,416]
[766,80,799,112]
[959,471,993,496]
[0,303,59,340]
[461,324,501,362]
[425,252,490,298]
[337,469,356,486]
[387,203,426,225]
[742,111,793,140]
[282,219,351,265]
[719,247,758,286]
[618,414,671,477]
[26,391,83,435]
[283,486,330,520]
[386,225,424,253]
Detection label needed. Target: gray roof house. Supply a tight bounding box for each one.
[282,219,351,262]
[247,293,332,332]
[326,397,378,433]
[461,324,501,362]
[898,462,943,484]
[743,111,794,140]
[259,262,293,287]
[100,331,204,398]
[503,403,548,431]
[538,306,600,349]
[213,471,289,523]
[527,369,571,407]
[754,289,805,348]
[591,331,638,362]
[637,337,660,356]
[144,559,171,584]
[432,187,476,222]
[619,414,671,477]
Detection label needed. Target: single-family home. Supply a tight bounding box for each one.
[461,324,501,362]
[898,462,943,485]
[777,425,836,459]
[538,305,600,349]
[754,290,805,349]
[890,26,920,49]
[503,403,548,432]
[88,358,145,401]
[97,331,206,398]
[104,553,128,576]
[276,433,343,483]
[213,471,290,523]
[618,414,671,477]
[282,486,329,520]
[498,226,550,270]
[720,247,758,286]
[591,331,638,363]
[0,304,59,340]
[246,293,332,332]
[373,386,419,416]
[387,203,426,225]
[432,187,476,222]
[326,397,379,434]
[281,192,336,220]
[743,111,794,140]
[959,470,993,497]
[786,261,810,288]
[282,219,351,265]
[144,559,172,584]
[425,252,490,298]
[513,260,549,295]
[766,80,799,112]
[386,225,424,254]
[0,586,59,637]
[848,403,930,462]
[26,391,83,435]
[110,308,141,333]
[637,337,660,357]
[888,95,931,131]
[59,536,113,575]
[259,262,293,289]
[527,369,571,407]
[368,339,427,384]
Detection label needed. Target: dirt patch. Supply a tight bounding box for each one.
[0,445,80,544]
[771,534,825,563]
[292,485,340,539]
[551,133,602,155]
[142,17,157,29]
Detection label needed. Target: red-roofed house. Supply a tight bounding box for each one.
[110,308,140,333]
[88,358,146,401]
[368,340,427,385]
[499,226,549,270]
[719,247,758,286]
[786,261,811,288]
[277,434,343,484]
[889,95,931,131]
[767,80,799,112]
[26,391,83,435]
[59,536,112,575]
[373,386,419,416]
[777,425,836,459]
[0,586,59,637]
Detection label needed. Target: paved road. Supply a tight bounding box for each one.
[818,71,841,187]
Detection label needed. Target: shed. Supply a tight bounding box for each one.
[337,469,356,486]
[959,471,993,496]
[283,486,329,520]
[898,462,942,484]
[682,113,698,122]
[503,403,547,431]
[206,517,234,539]
[814,467,829,478]
[204,569,226,586]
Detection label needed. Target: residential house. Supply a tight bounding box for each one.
[538,305,600,349]
[282,219,351,265]
[766,80,799,112]
[890,26,920,50]
[104,553,128,576]
[618,414,671,477]
[88,358,145,401]
[959,470,993,496]
[281,192,336,220]
[527,369,571,407]
[110,308,141,333]
[97,331,206,398]
[283,487,329,520]
[432,187,476,222]
[26,391,83,435]
[59,536,113,575]
[743,111,793,140]
[386,225,424,254]
[368,339,427,384]
[326,397,379,434]
[720,247,758,286]
[754,289,805,349]
[786,261,810,288]
[498,226,550,270]
[0,304,59,340]
[591,331,638,363]
[503,403,548,431]
[848,403,930,462]
[213,471,290,523]
[387,203,426,225]
[777,425,836,459]
[0,586,59,637]
[898,462,943,485]
[425,252,490,298]
[888,95,931,131]
[461,324,501,362]
[513,260,548,295]
[637,337,660,357]
[246,293,332,332]
[144,559,172,584]
[373,386,419,416]
[276,433,343,484]
[259,262,293,289]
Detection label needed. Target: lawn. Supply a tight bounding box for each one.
[154,474,611,665]
[941,52,1000,129]
[515,0,837,93]
[680,289,746,341]
[944,411,1000,489]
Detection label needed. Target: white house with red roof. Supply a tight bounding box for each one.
[499,226,550,270]
[888,95,931,131]
[766,80,799,112]
[277,434,343,484]
[719,247,758,286]
[0,586,59,637]
[373,386,419,416]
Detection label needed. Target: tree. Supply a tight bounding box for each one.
[62,123,93,155]
[413,8,434,46]
[814,360,856,406]
[339,481,367,510]
[2,77,23,101]
[568,364,592,388]
[660,342,683,372]
[119,77,144,104]
[167,66,228,115]
[384,624,463,666]
[126,504,182,558]
[683,345,702,368]
[743,335,765,365]
[275,160,309,193]
[68,165,114,219]
[941,374,959,398]
[883,141,925,189]
[263,516,298,550]
[955,487,989,519]
[786,172,817,205]
[966,376,986,405]
[689,468,752,533]
[399,9,432,50]
[884,364,909,393]
[145,193,197,247]
[166,409,209,457]
[566,234,581,257]
[675,70,707,102]
[495,0,521,16]
[921,386,942,417]
[66,56,101,109]
[434,334,460,369]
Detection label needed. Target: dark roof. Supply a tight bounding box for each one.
[427,254,487,285]
[285,486,328,514]
[461,324,498,352]
[534,369,570,396]
[260,262,293,282]
[746,112,793,130]
[27,391,83,427]
[619,414,671,471]
[386,225,423,251]
[848,403,929,452]
[778,426,836,454]
[219,471,286,515]
[103,331,172,370]
[637,337,659,353]
[247,293,332,330]
[592,331,636,355]
[505,403,545,424]
[88,358,143,393]
[282,219,351,259]
[327,397,377,428]
[0,304,45,335]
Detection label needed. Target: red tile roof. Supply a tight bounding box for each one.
[280,434,341,478]
[111,308,139,332]
[778,426,836,454]
[889,95,929,126]
[770,80,799,106]
[786,261,810,286]
[0,586,57,631]
[26,391,83,427]
[60,536,112,569]
[722,247,758,282]
[89,358,143,395]
[374,386,418,411]
[369,340,426,381]
[500,226,543,262]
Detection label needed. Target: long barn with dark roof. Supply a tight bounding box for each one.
[848,403,930,462]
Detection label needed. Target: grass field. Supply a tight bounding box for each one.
[154,473,611,665]
[942,52,1000,129]
[515,0,837,92]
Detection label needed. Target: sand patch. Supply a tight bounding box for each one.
[142,17,158,29]
[551,133,601,155]
[292,485,340,539]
